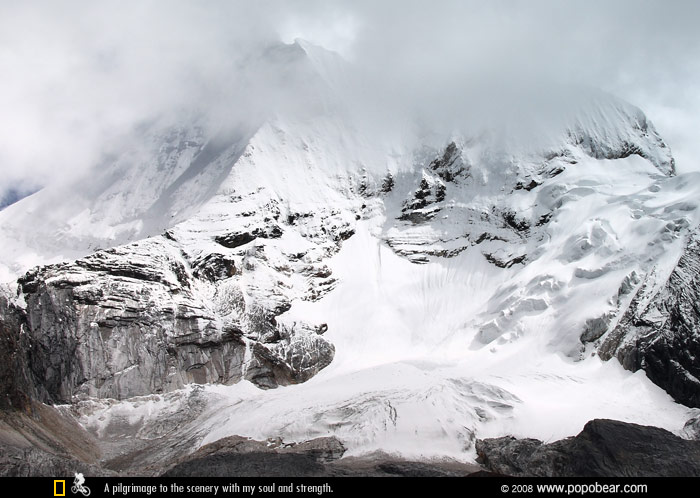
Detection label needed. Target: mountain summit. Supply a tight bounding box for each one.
[1,41,699,471]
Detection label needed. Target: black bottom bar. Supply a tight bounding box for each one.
[9,476,697,498]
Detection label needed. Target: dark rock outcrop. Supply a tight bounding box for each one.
[380,173,395,193]
[683,416,700,440]
[0,444,108,477]
[163,435,480,477]
[214,225,283,249]
[163,435,344,477]
[476,419,700,477]
[192,253,238,282]
[483,252,527,269]
[599,231,700,407]
[0,295,39,409]
[400,176,446,219]
[429,142,468,183]
[15,237,334,402]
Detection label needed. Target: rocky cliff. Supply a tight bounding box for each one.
[16,233,337,402]
[476,419,700,477]
[599,230,700,407]
[1,40,700,474]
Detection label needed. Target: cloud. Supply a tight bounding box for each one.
[0,1,285,192]
[1,0,699,196]
[343,1,700,160]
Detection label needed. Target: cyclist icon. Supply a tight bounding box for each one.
[71,472,91,496]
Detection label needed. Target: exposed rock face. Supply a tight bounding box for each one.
[683,416,700,440]
[163,435,346,477]
[1,292,112,477]
[214,225,283,249]
[476,419,700,477]
[0,400,109,477]
[0,445,108,477]
[0,295,37,410]
[599,231,700,407]
[163,435,480,477]
[566,102,675,176]
[384,142,553,265]
[1,39,696,479]
[17,235,335,402]
[69,387,212,475]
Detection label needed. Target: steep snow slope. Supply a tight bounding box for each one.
[3,41,700,464]
[0,120,252,281]
[0,39,339,282]
[600,227,700,407]
[26,110,700,462]
[178,149,698,460]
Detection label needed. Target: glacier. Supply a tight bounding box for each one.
[1,40,699,472]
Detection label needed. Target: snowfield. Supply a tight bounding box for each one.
[4,41,700,464]
[75,146,700,462]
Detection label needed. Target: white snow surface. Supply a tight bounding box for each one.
[5,41,700,461]
[77,140,700,461]
[197,159,699,459]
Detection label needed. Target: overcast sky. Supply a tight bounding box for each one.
[1,0,699,197]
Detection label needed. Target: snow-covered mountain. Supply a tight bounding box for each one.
[1,40,699,470]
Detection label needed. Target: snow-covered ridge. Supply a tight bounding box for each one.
[2,41,699,463]
[0,42,675,282]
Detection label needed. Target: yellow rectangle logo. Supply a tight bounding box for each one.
[54,480,66,496]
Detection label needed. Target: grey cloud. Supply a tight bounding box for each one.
[1,0,699,196]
